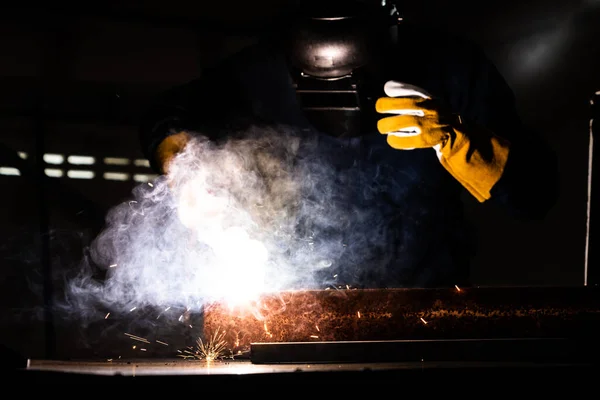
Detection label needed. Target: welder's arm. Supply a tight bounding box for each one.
[154,131,192,175]
[377,81,510,203]
[468,58,559,219]
[139,77,208,174]
[377,61,558,219]
[138,67,250,175]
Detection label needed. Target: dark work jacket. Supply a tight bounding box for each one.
[138,23,559,288]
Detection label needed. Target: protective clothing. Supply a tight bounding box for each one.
[376,81,510,202]
[139,21,559,288]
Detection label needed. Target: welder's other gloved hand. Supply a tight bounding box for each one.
[376,81,510,202]
[155,131,192,175]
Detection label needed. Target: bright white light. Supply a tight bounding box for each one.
[67,170,94,179]
[104,157,130,166]
[68,155,95,165]
[65,133,347,316]
[45,168,63,178]
[44,153,64,164]
[196,226,268,307]
[176,175,269,306]
[104,172,129,181]
[0,167,20,176]
[18,152,27,159]
[177,178,230,229]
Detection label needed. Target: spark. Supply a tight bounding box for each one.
[455,285,461,292]
[140,348,147,352]
[346,285,350,290]
[104,312,110,319]
[420,317,428,325]
[310,335,319,339]
[156,340,169,346]
[107,359,113,362]
[181,327,228,362]
[109,264,117,268]
[357,311,361,318]
[124,333,151,344]
[189,324,193,328]
[129,306,137,312]
[132,345,136,349]
[148,182,153,187]
[164,307,171,311]
[315,325,320,331]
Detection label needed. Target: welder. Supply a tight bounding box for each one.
[138,0,559,288]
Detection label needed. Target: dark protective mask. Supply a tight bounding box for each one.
[284,1,400,137]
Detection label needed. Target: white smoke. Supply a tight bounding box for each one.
[64,125,386,318]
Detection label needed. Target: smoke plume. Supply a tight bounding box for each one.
[63,125,406,319]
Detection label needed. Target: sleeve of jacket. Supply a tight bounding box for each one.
[138,59,253,173]
[456,44,560,220]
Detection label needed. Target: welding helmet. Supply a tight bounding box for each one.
[284,0,401,137]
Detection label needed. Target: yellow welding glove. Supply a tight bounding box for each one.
[376,81,510,202]
[155,131,192,175]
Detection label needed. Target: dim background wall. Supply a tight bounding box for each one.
[0,1,598,359]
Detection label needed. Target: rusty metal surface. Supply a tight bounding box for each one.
[47,286,600,361]
[202,286,600,355]
[18,286,600,383]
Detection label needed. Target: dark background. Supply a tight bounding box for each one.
[0,1,598,360]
